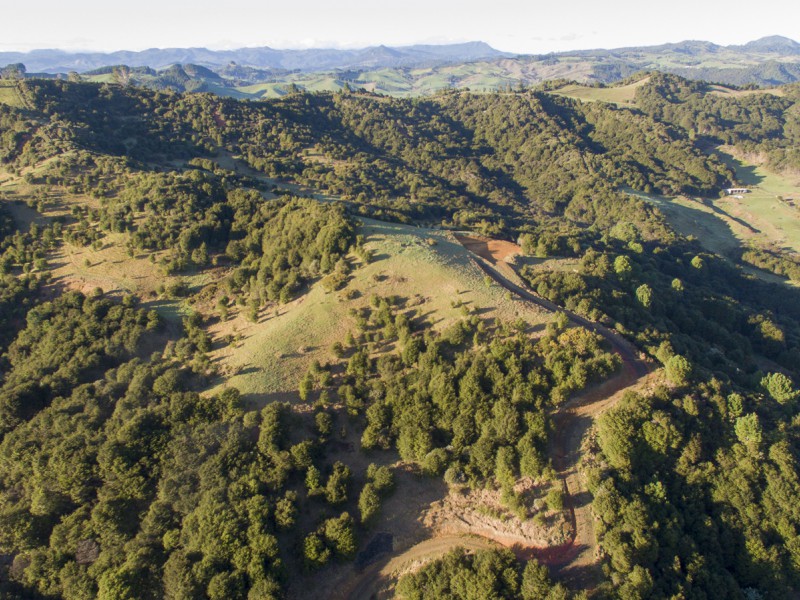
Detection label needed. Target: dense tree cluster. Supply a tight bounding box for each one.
[0,204,51,353]
[0,284,616,599]
[0,78,732,237]
[0,291,160,436]
[397,548,572,600]
[320,295,618,496]
[0,292,352,598]
[635,73,800,172]
[222,196,355,307]
[521,237,800,379]
[739,244,800,282]
[592,374,800,598]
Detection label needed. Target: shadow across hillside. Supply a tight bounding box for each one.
[713,148,766,187]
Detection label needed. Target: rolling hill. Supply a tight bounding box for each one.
[1,72,800,600]
[5,36,800,96]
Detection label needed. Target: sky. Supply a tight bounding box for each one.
[2,0,797,54]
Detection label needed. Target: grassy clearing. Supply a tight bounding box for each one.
[550,79,784,107]
[233,76,347,98]
[206,218,554,404]
[624,184,798,286]
[623,146,800,260]
[707,85,785,98]
[0,174,206,323]
[714,146,800,253]
[0,81,24,107]
[83,73,115,84]
[624,188,745,257]
[550,76,651,105]
[48,232,212,298]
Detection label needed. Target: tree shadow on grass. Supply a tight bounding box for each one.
[714,149,766,187]
[554,560,603,592]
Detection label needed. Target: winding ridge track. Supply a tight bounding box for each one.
[337,236,651,599]
[458,237,651,582]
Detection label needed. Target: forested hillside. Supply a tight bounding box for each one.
[0,77,799,599]
[635,73,800,173]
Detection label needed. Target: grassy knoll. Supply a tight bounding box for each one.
[206,218,553,404]
[550,76,651,105]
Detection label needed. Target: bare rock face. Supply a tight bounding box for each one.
[75,539,100,565]
[423,478,570,548]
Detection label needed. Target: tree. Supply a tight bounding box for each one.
[325,462,351,504]
[518,233,536,255]
[366,464,394,493]
[727,393,744,417]
[359,483,381,524]
[315,411,333,437]
[735,413,763,449]
[96,565,142,600]
[207,571,246,600]
[274,492,297,529]
[191,242,208,266]
[665,355,692,385]
[546,487,564,511]
[299,372,314,402]
[761,372,798,404]
[521,559,567,600]
[323,512,356,557]
[618,565,654,599]
[614,255,633,278]
[635,284,653,309]
[303,533,331,568]
[306,465,322,495]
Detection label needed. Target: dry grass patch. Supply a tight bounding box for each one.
[205,218,554,404]
[550,76,651,106]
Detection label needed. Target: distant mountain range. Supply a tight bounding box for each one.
[2,36,800,95]
[0,41,509,73]
[560,35,800,58]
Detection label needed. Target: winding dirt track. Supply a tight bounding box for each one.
[336,236,651,599]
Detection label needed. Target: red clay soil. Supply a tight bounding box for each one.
[454,233,521,264]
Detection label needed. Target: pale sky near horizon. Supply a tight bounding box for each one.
[2,0,797,54]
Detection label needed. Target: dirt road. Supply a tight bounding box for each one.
[336,237,651,599]
[458,235,651,585]
[336,536,501,600]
